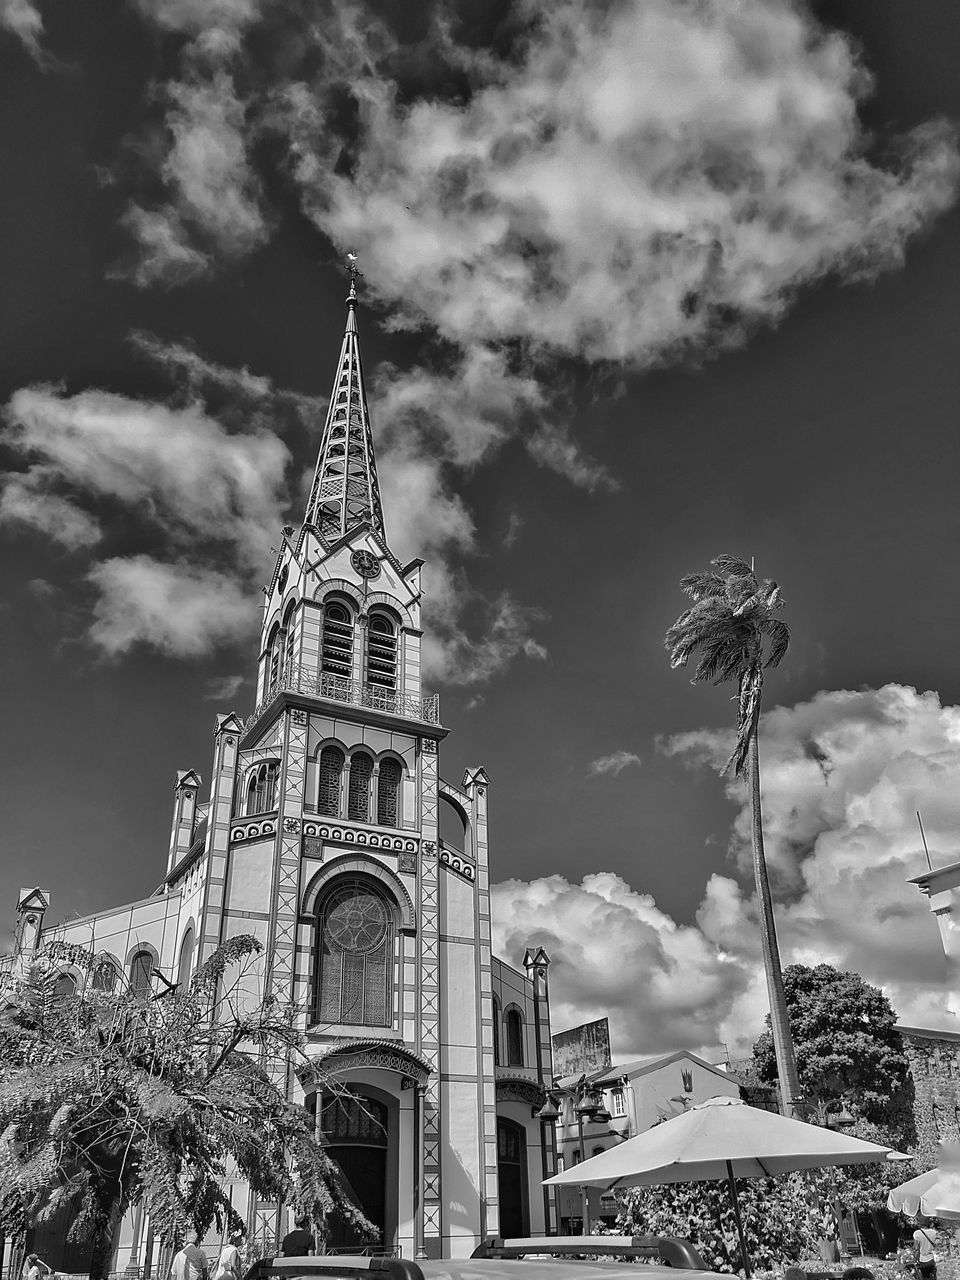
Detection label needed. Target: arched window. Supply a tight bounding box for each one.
[52,972,77,998]
[322,603,354,682]
[492,996,501,1066]
[347,753,373,822]
[318,746,345,817]
[92,958,118,992]
[267,623,282,687]
[130,951,154,998]
[377,758,402,827]
[178,927,195,989]
[315,880,394,1027]
[283,603,296,673]
[245,762,279,815]
[366,614,398,691]
[505,1008,524,1066]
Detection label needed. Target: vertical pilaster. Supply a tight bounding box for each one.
[417,736,442,1257]
[525,946,557,1233]
[197,714,242,965]
[266,706,308,1007]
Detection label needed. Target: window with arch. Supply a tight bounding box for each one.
[245,762,279,815]
[366,614,398,691]
[322,602,354,681]
[377,758,402,827]
[505,1007,524,1067]
[129,950,154,998]
[492,996,501,1066]
[284,610,296,672]
[267,624,282,686]
[53,971,78,998]
[92,958,118,992]
[347,753,373,822]
[318,746,345,816]
[315,879,394,1027]
[178,927,195,989]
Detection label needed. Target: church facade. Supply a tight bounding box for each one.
[10,274,558,1263]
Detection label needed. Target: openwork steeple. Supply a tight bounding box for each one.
[304,255,385,542]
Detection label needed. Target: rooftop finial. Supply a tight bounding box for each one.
[346,250,363,298]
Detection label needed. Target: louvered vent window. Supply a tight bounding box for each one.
[377,759,402,827]
[318,746,344,817]
[348,753,373,822]
[322,604,354,680]
[316,880,393,1027]
[367,615,398,690]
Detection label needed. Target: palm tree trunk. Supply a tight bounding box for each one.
[747,732,803,1118]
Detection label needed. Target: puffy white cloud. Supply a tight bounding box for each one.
[491,872,749,1057]
[0,0,43,61]
[303,0,959,369]
[87,558,256,657]
[2,383,289,656]
[0,476,102,549]
[203,673,245,701]
[493,685,960,1060]
[587,750,643,777]
[117,206,211,289]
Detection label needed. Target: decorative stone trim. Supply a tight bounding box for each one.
[230,817,277,843]
[439,847,475,882]
[298,1038,432,1087]
[301,821,418,854]
[495,1073,546,1108]
[420,738,438,753]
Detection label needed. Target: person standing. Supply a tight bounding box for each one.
[280,1218,315,1258]
[171,1234,208,1280]
[914,1223,938,1279]
[24,1254,52,1280]
[213,1233,243,1280]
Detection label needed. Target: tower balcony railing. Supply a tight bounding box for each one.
[243,664,440,732]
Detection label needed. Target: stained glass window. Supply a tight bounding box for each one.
[377,758,402,827]
[347,753,373,822]
[505,1008,524,1066]
[316,881,393,1027]
[318,746,344,817]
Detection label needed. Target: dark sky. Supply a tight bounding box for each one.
[2,0,959,1052]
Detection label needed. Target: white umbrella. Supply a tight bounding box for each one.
[888,1145,960,1220]
[545,1096,904,1276]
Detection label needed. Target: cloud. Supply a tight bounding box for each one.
[0,0,43,61]
[117,206,211,289]
[493,685,960,1061]
[300,0,959,370]
[0,476,102,549]
[2,383,289,656]
[587,750,643,777]
[87,558,257,658]
[491,872,748,1058]
[204,673,245,701]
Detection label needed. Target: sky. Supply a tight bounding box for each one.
[2,0,960,1061]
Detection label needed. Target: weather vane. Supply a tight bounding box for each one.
[346,250,363,295]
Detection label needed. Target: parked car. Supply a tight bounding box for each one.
[243,1235,727,1280]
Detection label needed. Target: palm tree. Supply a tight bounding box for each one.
[665,554,802,1118]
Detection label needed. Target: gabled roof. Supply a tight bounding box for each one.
[557,1049,734,1090]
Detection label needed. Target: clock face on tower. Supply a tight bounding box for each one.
[350,549,381,580]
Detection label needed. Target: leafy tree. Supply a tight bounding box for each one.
[666,555,802,1117]
[617,1173,819,1274]
[752,963,913,1136]
[0,936,371,1280]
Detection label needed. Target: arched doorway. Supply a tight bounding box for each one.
[321,1091,390,1248]
[496,1116,529,1238]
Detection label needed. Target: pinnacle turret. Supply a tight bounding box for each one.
[304,257,385,543]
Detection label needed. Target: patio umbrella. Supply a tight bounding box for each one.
[545,1095,904,1277]
[888,1145,960,1220]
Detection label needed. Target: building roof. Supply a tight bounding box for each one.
[556,1049,734,1091]
[896,1022,960,1044]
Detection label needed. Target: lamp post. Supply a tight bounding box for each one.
[574,1083,611,1235]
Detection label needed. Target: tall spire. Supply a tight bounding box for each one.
[304,253,385,542]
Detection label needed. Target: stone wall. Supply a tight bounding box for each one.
[898,1025,960,1164]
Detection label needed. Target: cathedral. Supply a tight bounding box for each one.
[10,271,558,1263]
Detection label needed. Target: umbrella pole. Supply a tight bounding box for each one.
[725,1161,752,1279]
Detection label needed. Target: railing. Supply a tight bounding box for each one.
[243,665,440,732]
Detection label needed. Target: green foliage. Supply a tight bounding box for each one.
[0,937,373,1277]
[665,554,789,775]
[617,1173,819,1274]
[753,964,913,1138]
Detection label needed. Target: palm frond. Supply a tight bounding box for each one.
[712,554,754,579]
[761,618,790,668]
[679,573,726,601]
